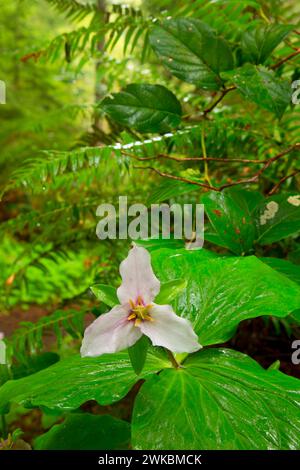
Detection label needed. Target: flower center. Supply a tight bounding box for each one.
[127,296,153,327]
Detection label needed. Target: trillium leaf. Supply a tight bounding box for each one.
[224,64,291,118]
[155,278,187,304]
[241,23,292,64]
[151,249,300,345]
[261,257,300,285]
[0,351,169,413]
[149,18,234,90]
[132,348,300,450]
[34,414,131,450]
[202,188,264,255]
[101,83,182,133]
[90,283,118,307]
[255,194,300,244]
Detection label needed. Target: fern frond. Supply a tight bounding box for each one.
[45,0,98,22]
[171,0,261,41]
[1,128,204,196]
[26,3,152,64]
[6,308,87,363]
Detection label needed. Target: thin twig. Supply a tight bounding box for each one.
[203,86,236,116]
[134,166,215,190]
[134,144,300,193]
[121,149,268,164]
[271,48,300,70]
[268,169,300,195]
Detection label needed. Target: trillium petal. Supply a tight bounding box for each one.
[117,245,160,304]
[80,305,142,357]
[139,304,201,353]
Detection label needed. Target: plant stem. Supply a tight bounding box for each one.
[200,124,212,186]
[166,349,181,369]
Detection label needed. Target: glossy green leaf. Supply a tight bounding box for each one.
[241,24,292,64]
[261,257,300,285]
[90,283,118,307]
[34,414,130,450]
[225,64,291,118]
[149,18,234,90]
[255,194,300,244]
[128,335,149,375]
[155,278,187,304]
[0,351,169,414]
[202,188,264,255]
[101,84,182,133]
[152,249,300,345]
[132,348,300,450]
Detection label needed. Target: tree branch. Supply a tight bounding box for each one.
[133,144,300,193]
[203,86,236,116]
[271,48,300,70]
[268,169,300,195]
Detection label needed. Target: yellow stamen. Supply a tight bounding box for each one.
[144,314,154,322]
[127,313,136,321]
[127,298,154,326]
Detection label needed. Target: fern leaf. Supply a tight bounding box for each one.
[6,308,87,363]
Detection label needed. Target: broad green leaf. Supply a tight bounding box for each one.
[0,351,169,414]
[224,64,291,118]
[90,283,118,307]
[202,189,263,255]
[149,18,234,90]
[101,84,182,133]
[128,335,149,375]
[34,414,130,450]
[151,249,300,345]
[155,278,187,304]
[261,257,300,285]
[132,348,300,450]
[241,24,292,64]
[255,194,300,244]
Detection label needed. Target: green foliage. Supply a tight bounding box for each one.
[90,284,119,307]
[149,18,234,90]
[241,23,292,65]
[46,0,98,22]
[128,335,150,375]
[256,194,300,244]
[132,349,300,450]
[101,84,182,133]
[151,249,300,345]
[1,0,300,452]
[202,189,263,255]
[201,189,300,253]
[6,309,86,363]
[223,65,291,118]
[34,414,131,450]
[0,351,169,413]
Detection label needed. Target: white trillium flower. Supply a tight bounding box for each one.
[81,245,201,357]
